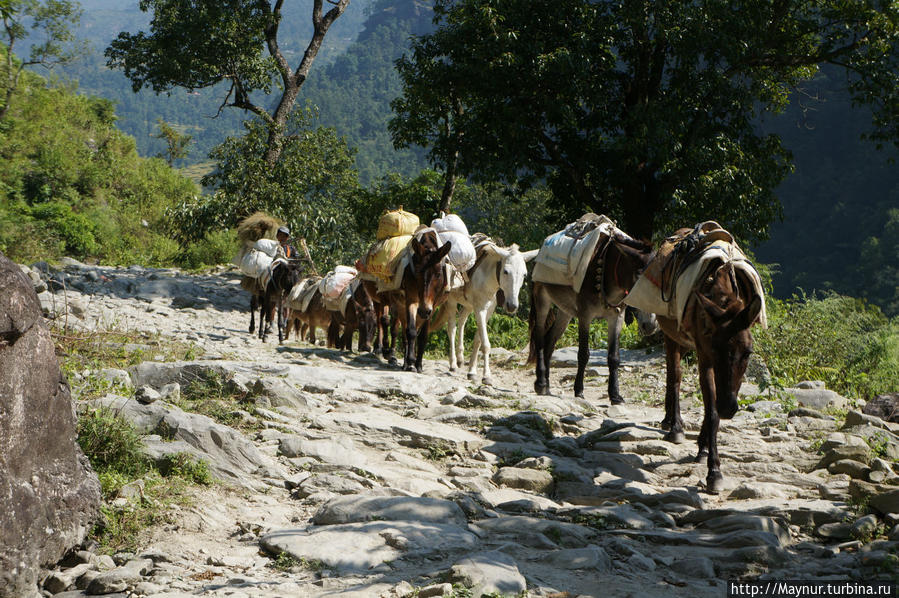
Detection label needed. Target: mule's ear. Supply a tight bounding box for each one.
[729,294,763,333]
[694,290,727,320]
[521,249,539,263]
[494,246,511,260]
[410,235,426,256]
[435,240,453,261]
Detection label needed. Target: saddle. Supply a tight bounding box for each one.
[642,221,734,300]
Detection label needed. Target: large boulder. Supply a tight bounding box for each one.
[0,252,101,597]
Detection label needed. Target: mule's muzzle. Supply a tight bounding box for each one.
[718,396,739,420]
[504,300,519,314]
[417,306,433,320]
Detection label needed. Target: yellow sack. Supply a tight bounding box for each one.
[364,235,412,282]
[377,209,420,240]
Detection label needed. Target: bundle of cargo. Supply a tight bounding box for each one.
[430,212,476,272]
[531,213,616,293]
[360,208,421,290]
[233,212,283,279]
[376,207,420,240]
[319,265,358,299]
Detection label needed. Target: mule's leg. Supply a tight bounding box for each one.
[249,295,257,334]
[447,302,459,371]
[532,286,553,395]
[456,306,470,372]
[403,301,418,372]
[277,296,285,344]
[605,309,625,404]
[542,311,572,395]
[415,319,430,373]
[469,303,494,384]
[697,361,723,492]
[574,315,592,399]
[662,335,686,444]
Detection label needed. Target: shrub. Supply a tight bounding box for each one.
[754,293,899,399]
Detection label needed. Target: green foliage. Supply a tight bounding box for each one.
[754,293,899,399]
[156,452,212,485]
[391,0,899,242]
[77,407,149,488]
[0,66,199,265]
[168,108,364,270]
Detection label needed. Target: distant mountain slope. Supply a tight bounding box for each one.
[301,0,435,183]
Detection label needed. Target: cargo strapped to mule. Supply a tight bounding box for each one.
[659,221,734,302]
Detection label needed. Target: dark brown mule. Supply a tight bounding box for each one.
[361,280,397,362]
[378,230,452,372]
[327,280,376,352]
[528,234,656,402]
[652,257,762,494]
[246,259,302,343]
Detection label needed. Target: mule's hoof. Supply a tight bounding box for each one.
[665,430,685,444]
[403,364,415,372]
[610,396,625,405]
[449,365,456,372]
[388,357,398,366]
[705,473,725,494]
[659,420,672,431]
[695,449,709,463]
[416,366,423,374]
[534,383,549,396]
[574,391,584,399]
[467,372,477,381]
[482,377,494,387]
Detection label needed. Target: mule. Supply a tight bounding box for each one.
[327,278,376,352]
[528,233,655,403]
[638,234,763,493]
[285,278,333,346]
[431,239,538,385]
[377,230,452,372]
[247,258,302,343]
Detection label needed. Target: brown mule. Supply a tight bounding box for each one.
[627,225,765,493]
[376,230,452,372]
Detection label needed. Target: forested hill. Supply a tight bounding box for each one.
[37,1,899,315]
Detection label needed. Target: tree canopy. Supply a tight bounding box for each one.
[105,0,350,166]
[390,0,899,241]
[1,0,85,119]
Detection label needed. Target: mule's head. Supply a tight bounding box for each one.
[494,244,538,314]
[693,267,763,420]
[410,231,452,320]
[625,306,659,337]
[604,236,655,305]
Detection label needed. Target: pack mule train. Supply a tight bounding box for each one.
[527,213,658,404]
[624,221,767,493]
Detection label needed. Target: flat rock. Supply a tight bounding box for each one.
[312,495,468,526]
[448,550,527,597]
[493,467,554,493]
[543,545,612,571]
[788,388,848,411]
[260,521,479,572]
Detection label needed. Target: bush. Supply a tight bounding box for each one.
[77,407,149,491]
[177,228,240,269]
[754,293,899,399]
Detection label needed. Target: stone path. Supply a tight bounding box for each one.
[27,261,899,597]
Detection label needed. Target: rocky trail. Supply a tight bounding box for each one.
[25,260,899,597]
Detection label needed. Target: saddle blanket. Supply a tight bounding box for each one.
[287,276,321,313]
[532,214,616,293]
[625,238,767,329]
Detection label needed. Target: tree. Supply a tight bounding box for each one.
[105,0,350,168]
[0,0,85,119]
[167,108,363,269]
[151,118,192,166]
[390,0,899,242]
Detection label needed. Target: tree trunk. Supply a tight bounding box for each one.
[438,150,459,214]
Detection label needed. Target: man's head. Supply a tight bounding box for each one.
[276,226,290,243]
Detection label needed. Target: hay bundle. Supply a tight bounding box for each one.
[237,212,283,247]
